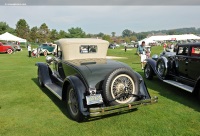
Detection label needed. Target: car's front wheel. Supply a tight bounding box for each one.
[66,85,83,122]
[103,68,139,106]
[144,63,154,80]
[38,69,44,87]
[7,49,13,54]
[156,58,167,78]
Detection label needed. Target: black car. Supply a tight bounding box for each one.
[36,38,157,122]
[108,43,116,49]
[144,43,200,98]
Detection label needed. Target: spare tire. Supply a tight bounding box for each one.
[102,68,139,106]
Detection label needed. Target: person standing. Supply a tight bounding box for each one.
[137,41,146,70]
[163,43,167,51]
[124,44,127,52]
[27,43,31,57]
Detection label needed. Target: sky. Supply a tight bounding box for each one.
[0,6,200,36]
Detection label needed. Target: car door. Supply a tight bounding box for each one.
[187,46,200,80]
[53,51,65,80]
[175,45,189,78]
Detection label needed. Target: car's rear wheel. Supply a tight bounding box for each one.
[156,58,167,78]
[43,51,47,56]
[66,85,83,122]
[7,49,13,54]
[144,63,154,80]
[38,69,44,87]
[103,68,139,106]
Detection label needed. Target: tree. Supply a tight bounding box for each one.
[50,29,59,42]
[58,30,68,39]
[38,23,50,43]
[16,19,30,40]
[167,30,176,35]
[130,36,138,42]
[29,26,39,42]
[67,27,86,38]
[124,37,130,43]
[122,29,132,37]
[97,32,104,38]
[111,32,116,37]
[0,22,15,35]
[102,35,111,43]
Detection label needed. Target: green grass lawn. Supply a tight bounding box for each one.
[0,46,200,136]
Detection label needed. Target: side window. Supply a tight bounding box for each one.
[177,46,189,56]
[80,45,97,54]
[191,47,200,57]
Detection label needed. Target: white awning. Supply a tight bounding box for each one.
[0,32,27,42]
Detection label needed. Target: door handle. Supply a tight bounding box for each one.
[185,61,189,64]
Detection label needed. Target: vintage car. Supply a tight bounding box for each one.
[36,38,157,122]
[0,42,14,54]
[144,43,200,98]
[32,43,55,56]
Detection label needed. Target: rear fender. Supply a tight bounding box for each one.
[134,72,151,99]
[145,58,156,74]
[63,76,89,116]
[35,62,52,85]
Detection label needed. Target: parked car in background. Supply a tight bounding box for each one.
[108,43,116,49]
[37,43,55,56]
[8,42,22,51]
[36,38,157,122]
[0,42,14,54]
[144,43,200,99]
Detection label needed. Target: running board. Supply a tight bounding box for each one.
[163,80,194,93]
[45,83,62,100]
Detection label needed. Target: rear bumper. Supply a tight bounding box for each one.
[89,96,158,117]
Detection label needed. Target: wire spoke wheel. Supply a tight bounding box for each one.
[145,64,151,78]
[157,61,165,76]
[7,49,13,54]
[144,63,153,79]
[103,68,139,106]
[111,74,135,104]
[68,88,79,116]
[37,69,44,87]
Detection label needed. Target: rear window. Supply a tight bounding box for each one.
[177,46,189,56]
[191,46,200,57]
[80,45,97,54]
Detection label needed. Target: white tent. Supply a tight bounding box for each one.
[0,32,27,43]
[139,34,200,45]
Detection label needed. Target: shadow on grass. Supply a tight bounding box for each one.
[32,78,139,122]
[137,71,200,112]
[31,78,72,121]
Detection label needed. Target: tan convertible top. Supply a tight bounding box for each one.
[55,38,109,60]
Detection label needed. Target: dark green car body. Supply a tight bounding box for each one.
[36,38,157,121]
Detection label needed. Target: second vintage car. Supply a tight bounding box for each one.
[0,42,14,54]
[36,38,157,122]
[144,43,200,99]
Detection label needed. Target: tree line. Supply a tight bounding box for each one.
[0,19,200,44]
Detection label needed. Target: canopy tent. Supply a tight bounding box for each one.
[139,34,200,45]
[0,32,27,43]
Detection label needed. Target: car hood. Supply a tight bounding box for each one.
[160,51,176,58]
[67,59,129,89]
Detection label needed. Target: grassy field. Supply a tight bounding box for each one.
[0,46,200,136]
